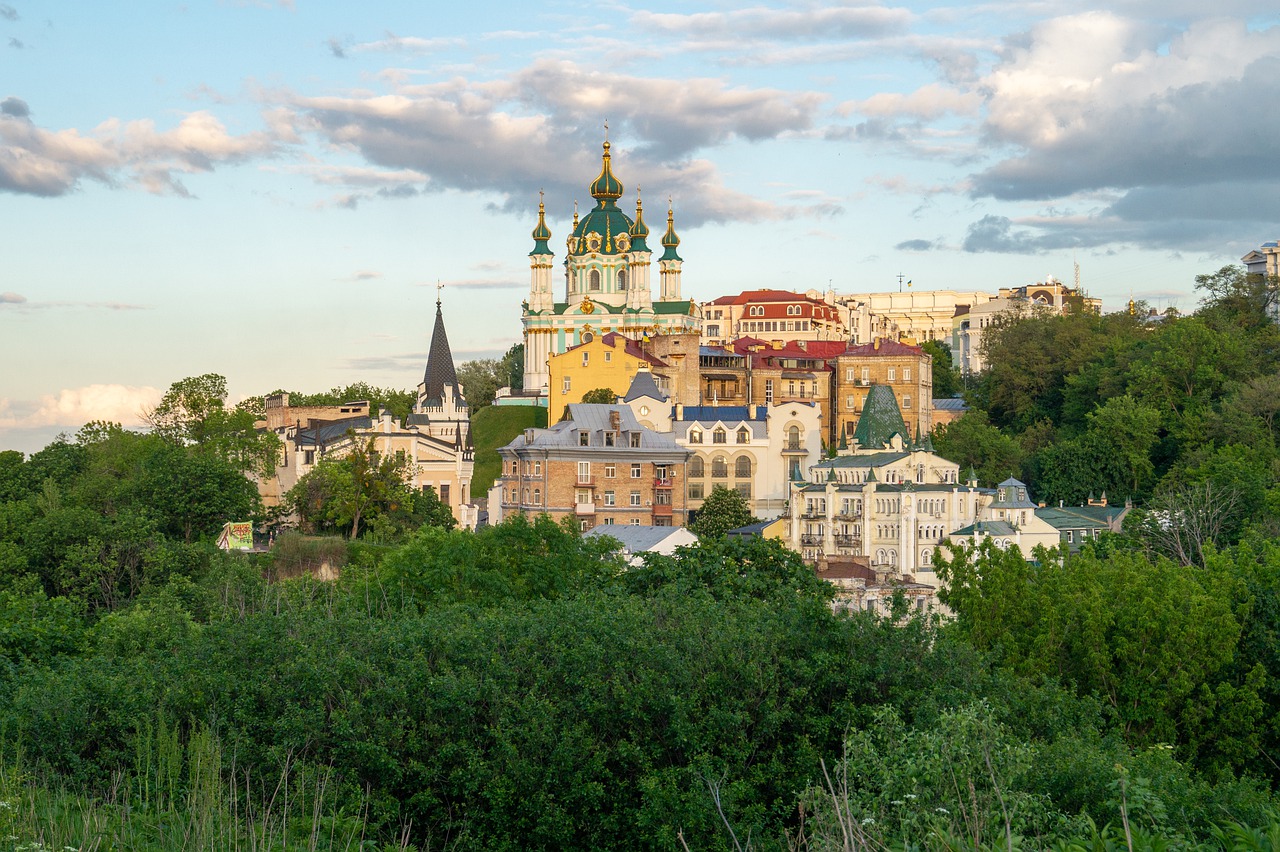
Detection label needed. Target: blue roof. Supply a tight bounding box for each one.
[678,405,766,422]
[933,398,968,411]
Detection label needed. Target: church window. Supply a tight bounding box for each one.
[735,457,751,478]
[737,427,749,444]
[589,269,601,290]
[618,269,627,290]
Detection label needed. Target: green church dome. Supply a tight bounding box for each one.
[589,140,624,200]
[660,203,682,262]
[529,194,553,256]
[570,141,637,256]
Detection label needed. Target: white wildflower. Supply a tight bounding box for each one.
[861,817,876,826]
[936,807,949,814]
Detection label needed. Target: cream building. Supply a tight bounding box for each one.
[258,299,478,529]
[836,290,996,345]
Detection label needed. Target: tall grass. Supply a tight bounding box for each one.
[1,718,416,852]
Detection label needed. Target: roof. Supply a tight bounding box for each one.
[990,477,1038,509]
[293,415,373,448]
[853,385,910,449]
[677,405,767,422]
[933,398,968,411]
[951,520,1019,536]
[841,339,926,358]
[816,451,910,469]
[707,289,830,306]
[726,518,781,537]
[623,371,667,402]
[1035,507,1110,531]
[584,525,698,552]
[502,404,685,453]
[422,302,463,405]
[561,332,666,368]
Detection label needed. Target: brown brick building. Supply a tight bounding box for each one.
[489,404,692,530]
[832,339,932,442]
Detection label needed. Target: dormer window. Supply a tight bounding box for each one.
[737,427,750,444]
[690,428,703,444]
[630,433,641,448]
[579,431,590,446]
[604,431,616,447]
[713,428,727,444]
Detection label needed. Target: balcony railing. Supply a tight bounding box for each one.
[651,503,673,517]
[575,476,597,488]
[574,503,596,516]
[782,442,806,454]
[653,477,675,489]
[836,511,862,521]
[800,510,826,520]
[800,533,824,546]
[834,534,859,547]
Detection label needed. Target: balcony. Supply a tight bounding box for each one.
[834,534,859,548]
[653,477,675,489]
[651,503,673,517]
[782,442,807,455]
[836,511,862,521]
[800,533,824,547]
[575,476,597,488]
[574,502,596,516]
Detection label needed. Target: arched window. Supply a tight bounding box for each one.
[589,269,601,290]
[533,488,541,505]
[735,456,751,478]
[787,425,800,450]
[712,456,728,478]
[921,548,932,564]
[689,456,704,477]
[617,269,627,290]
[737,427,750,444]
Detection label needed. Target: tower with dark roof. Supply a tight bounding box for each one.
[412,297,471,453]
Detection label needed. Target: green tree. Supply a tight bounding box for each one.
[921,340,961,399]
[456,359,503,411]
[931,409,1023,486]
[688,486,756,538]
[287,435,419,538]
[580,387,617,404]
[499,342,524,392]
[276,383,416,422]
[147,374,281,477]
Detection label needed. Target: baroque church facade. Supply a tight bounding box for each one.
[522,141,701,394]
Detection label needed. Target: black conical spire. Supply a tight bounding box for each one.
[423,297,461,404]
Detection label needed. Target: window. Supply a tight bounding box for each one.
[765,380,774,404]
[787,425,801,450]
[304,450,315,465]
[563,377,571,394]
[604,490,616,506]
[904,367,911,381]
[533,488,541,504]
[888,367,896,381]
[655,490,671,505]
[580,519,590,531]
[617,269,627,290]
[737,427,749,444]
[631,463,642,478]
[630,518,641,525]
[735,456,751,478]
[690,428,703,444]
[604,463,616,478]
[846,395,855,410]
[582,351,589,367]
[713,428,727,444]
[903,395,912,409]
[577,461,591,482]
[629,433,640,448]
[589,269,601,290]
[861,367,869,381]
[604,431,616,447]
[440,484,451,505]
[603,517,614,525]
[689,482,704,499]
[712,456,728,478]
[689,457,704,477]
[846,368,854,381]
[510,461,518,475]
[735,483,751,499]
[1066,530,1074,543]
[576,489,591,504]
[604,351,611,362]
[534,461,542,475]
[578,431,589,446]
[630,491,641,506]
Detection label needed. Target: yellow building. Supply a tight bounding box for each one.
[548,331,667,406]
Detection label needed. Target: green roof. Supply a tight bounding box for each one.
[629,196,651,251]
[529,197,553,256]
[853,385,910,449]
[660,205,682,261]
[652,300,696,315]
[589,140,624,200]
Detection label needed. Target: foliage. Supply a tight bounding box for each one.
[274,382,417,423]
[580,387,618,404]
[922,339,962,399]
[457,343,524,411]
[688,485,758,538]
[932,410,1023,487]
[145,373,282,477]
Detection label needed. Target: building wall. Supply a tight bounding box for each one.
[548,334,664,406]
[495,453,688,530]
[700,290,845,347]
[831,344,932,441]
[835,290,996,345]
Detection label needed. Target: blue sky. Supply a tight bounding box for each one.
[2,0,1278,453]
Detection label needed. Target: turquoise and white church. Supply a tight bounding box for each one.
[522,141,700,394]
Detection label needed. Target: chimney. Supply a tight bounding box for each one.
[610,410,621,431]
[874,337,881,350]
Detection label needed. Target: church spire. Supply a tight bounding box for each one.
[530,190,553,256]
[629,188,650,252]
[422,298,462,405]
[660,201,682,261]
[589,140,624,203]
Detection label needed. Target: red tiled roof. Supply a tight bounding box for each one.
[561,332,667,367]
[841,339,925,357]
[707,289,830,306]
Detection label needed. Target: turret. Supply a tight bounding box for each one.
[658,201,683,301]
[528,192,554,313]
[627,190,653,310]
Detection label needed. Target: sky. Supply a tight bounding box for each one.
[2,0,1278,454]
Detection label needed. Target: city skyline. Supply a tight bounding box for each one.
[3,0,1278,453]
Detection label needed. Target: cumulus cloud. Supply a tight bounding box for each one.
[0,103,279,197]
[276,59,828,226]
[348,33,463,54]
[896,238,938,251]
[0,384,162,430]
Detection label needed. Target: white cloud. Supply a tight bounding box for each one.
[0,106,279,197]
[632,5,914,41]
[0,384,162,430]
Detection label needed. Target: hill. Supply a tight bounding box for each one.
[471,404,548,497]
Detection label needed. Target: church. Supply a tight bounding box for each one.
[521,140,701,395]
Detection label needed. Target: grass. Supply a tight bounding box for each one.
[470,405,547,497]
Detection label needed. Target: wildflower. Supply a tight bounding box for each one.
[891,800,905,806]
[935,807,949,815]
[905,794,917,800]
[861,817,876,826]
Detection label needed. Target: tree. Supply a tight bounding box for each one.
[931,410,1022,486]
[499,342,524,393]
[287,435,421,538]
[146,374,281,477]
[456,359,503,411]
[276,383,416,423]
[580,387,617,404]
[688,486,756,538]
[921,340,961,399]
